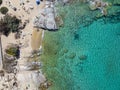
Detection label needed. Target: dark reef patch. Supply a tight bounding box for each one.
[74,32,79,40]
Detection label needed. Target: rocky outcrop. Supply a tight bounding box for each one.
[16,70,46,89]
[0,44,46,90]
[0,55,46,90]
[33,1,63,31]
[18,61,42,71]
[3,53,17,73]
[88,0,109,15]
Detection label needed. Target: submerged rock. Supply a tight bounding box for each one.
[39,81,52,90]
[55,16,64,27]
[74,32,79,40]
[63,49,68,53]
[79,55,87,60]
[68,53,76,59]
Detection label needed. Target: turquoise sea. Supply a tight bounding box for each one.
[41,1,120,90]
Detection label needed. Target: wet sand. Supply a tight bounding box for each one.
[31,28,44,50]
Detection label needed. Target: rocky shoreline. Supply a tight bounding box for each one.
[0,0,119,90]
[0,0,64,89]
[0,0,53,90]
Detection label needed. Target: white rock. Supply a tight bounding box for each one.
[31,71,46,86]
[16,71,46,88]
[63,0,69,3]
[33,1,58,30]
[89,1,97,10]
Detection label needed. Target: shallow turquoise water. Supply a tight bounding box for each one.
[41,2,120,90]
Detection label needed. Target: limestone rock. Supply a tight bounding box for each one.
[33,1,59,31]
[18,61,41,71]
[32,71,46,86]
[16,71,46,88]
[89,1,97,10]
[89,0,109,16]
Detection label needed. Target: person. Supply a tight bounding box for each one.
[36,0,40,5]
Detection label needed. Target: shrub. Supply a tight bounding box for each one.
[0,14,21,36]
[5,46,20,59]
[0,0,2,5]
[6,47,17,56]
[0,7,8,14]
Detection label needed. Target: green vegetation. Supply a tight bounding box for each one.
[6,47,17,56]
[0,7,8,14]
[0,14,21,36]
[0,0,2,5]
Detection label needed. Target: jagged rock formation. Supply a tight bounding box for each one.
[33,1,63,31]
[88,0,109,16]
[0,45,46,90]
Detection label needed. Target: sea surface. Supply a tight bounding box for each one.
[41,1,120,90]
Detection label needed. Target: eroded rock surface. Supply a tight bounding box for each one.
[34,1,63,30]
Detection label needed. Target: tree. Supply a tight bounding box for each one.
[0,0,2,5]
[0,7,8,14]
[0,14,21,36]
[0,19,10,36]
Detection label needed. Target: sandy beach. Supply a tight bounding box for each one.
[1,0,45,52]
[1,0,45,63]
[31,28,44,51]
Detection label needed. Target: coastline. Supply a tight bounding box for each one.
[0,0,120,90]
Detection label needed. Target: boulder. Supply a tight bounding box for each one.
[79,55,87,60]
[89,1,97,10]
[55,16,64,27]
[32,71,46,87]
[33,1,59,31]
[68,53,76,59]
[18,61,41,71]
